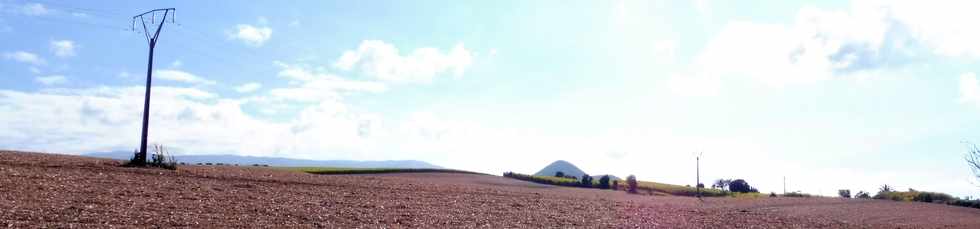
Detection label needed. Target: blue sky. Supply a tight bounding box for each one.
[2,0,980,197]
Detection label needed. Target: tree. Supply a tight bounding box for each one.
[612,180,619,190]
[697,183,705,189]
[967,143,980,184]
[855,191,871,199]
[728,179,758,193]
[879,184,893,193]
[838,189,851,198]
[712,179,731,190]
[626,175,638,193]
[555,171,565,178]
[598,175,611,189]
[580,174,593,188]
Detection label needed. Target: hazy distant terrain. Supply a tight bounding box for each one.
[84,151,443,169]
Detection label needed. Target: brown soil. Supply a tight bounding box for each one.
[2,150,979,228]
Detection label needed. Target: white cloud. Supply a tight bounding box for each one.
[170,60,183,68]
[234,82,262,93]
[50,40,76,58]
[269,62,386,102]
[155,69,216,85]
[35,75,66,85]
[693,0,711,18]
[652,39,676,65]
[228,24,272,47]
[333,40,473,83]
[3,51,45,65]
[21,3,48,16]
[959,72,980,106]
[669,0,942,94]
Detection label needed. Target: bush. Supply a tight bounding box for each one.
[626,175,638,194]
[838,189,851,198]
[612,180,619,190]
[913,191,954,204]
[580,174,593,188]
[712,179,731,190]
[783,191,811,198]
[503,172,585,187]
[855,191,871,199]
[769,192,777,197]
[124,144,177,170]
[555,171,565,177]
[598,175,611,189]
[728,179,758,193]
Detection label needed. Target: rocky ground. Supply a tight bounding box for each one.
[2,150,979,228]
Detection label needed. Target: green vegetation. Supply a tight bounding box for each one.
[855,191,871,199]
[871,184,980,210]
[503,172,582,186]
[838,189,851,198]
[297,167,482,175]
[782,191,812,198]
[626,175,638,193]
[124,144,177,170]
[503,171,733,197]
[634,180,729,197]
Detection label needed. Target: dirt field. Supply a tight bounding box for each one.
[2,151,979,228]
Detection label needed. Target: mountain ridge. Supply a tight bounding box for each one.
[83,151,443,169]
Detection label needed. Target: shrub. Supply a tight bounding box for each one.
[503,171,584,187]
[626,175,638,194]
[855,191,871,199]
[712,179,731,190]
[769,192,777,197]
[555,171,565,178]
[913,191,954,204]
[838,189,851,198]
[580,174,593,188]
[126,144,177,170]
[783,191,811,198]
[598,175,611,189]
[728,179,758,193]
[612,180,619,190]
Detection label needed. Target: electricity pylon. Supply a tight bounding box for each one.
[132,8,175,165]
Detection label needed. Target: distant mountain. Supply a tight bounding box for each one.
[83,151,443,169]
[534,160,587,178]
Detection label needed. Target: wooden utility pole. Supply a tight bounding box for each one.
[132,8,175,165]
[696,152,703,198]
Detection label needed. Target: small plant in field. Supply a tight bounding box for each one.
[124,144,178,170]
[626,175,638,194]
[838,189,851,198]
[769,192,777,197]
[149,144,178,170]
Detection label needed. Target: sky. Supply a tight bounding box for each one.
[2,0,980,197]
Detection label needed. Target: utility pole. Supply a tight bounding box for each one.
[695,152,703,198]
[132,8,175,165]
[783,176,787,195]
